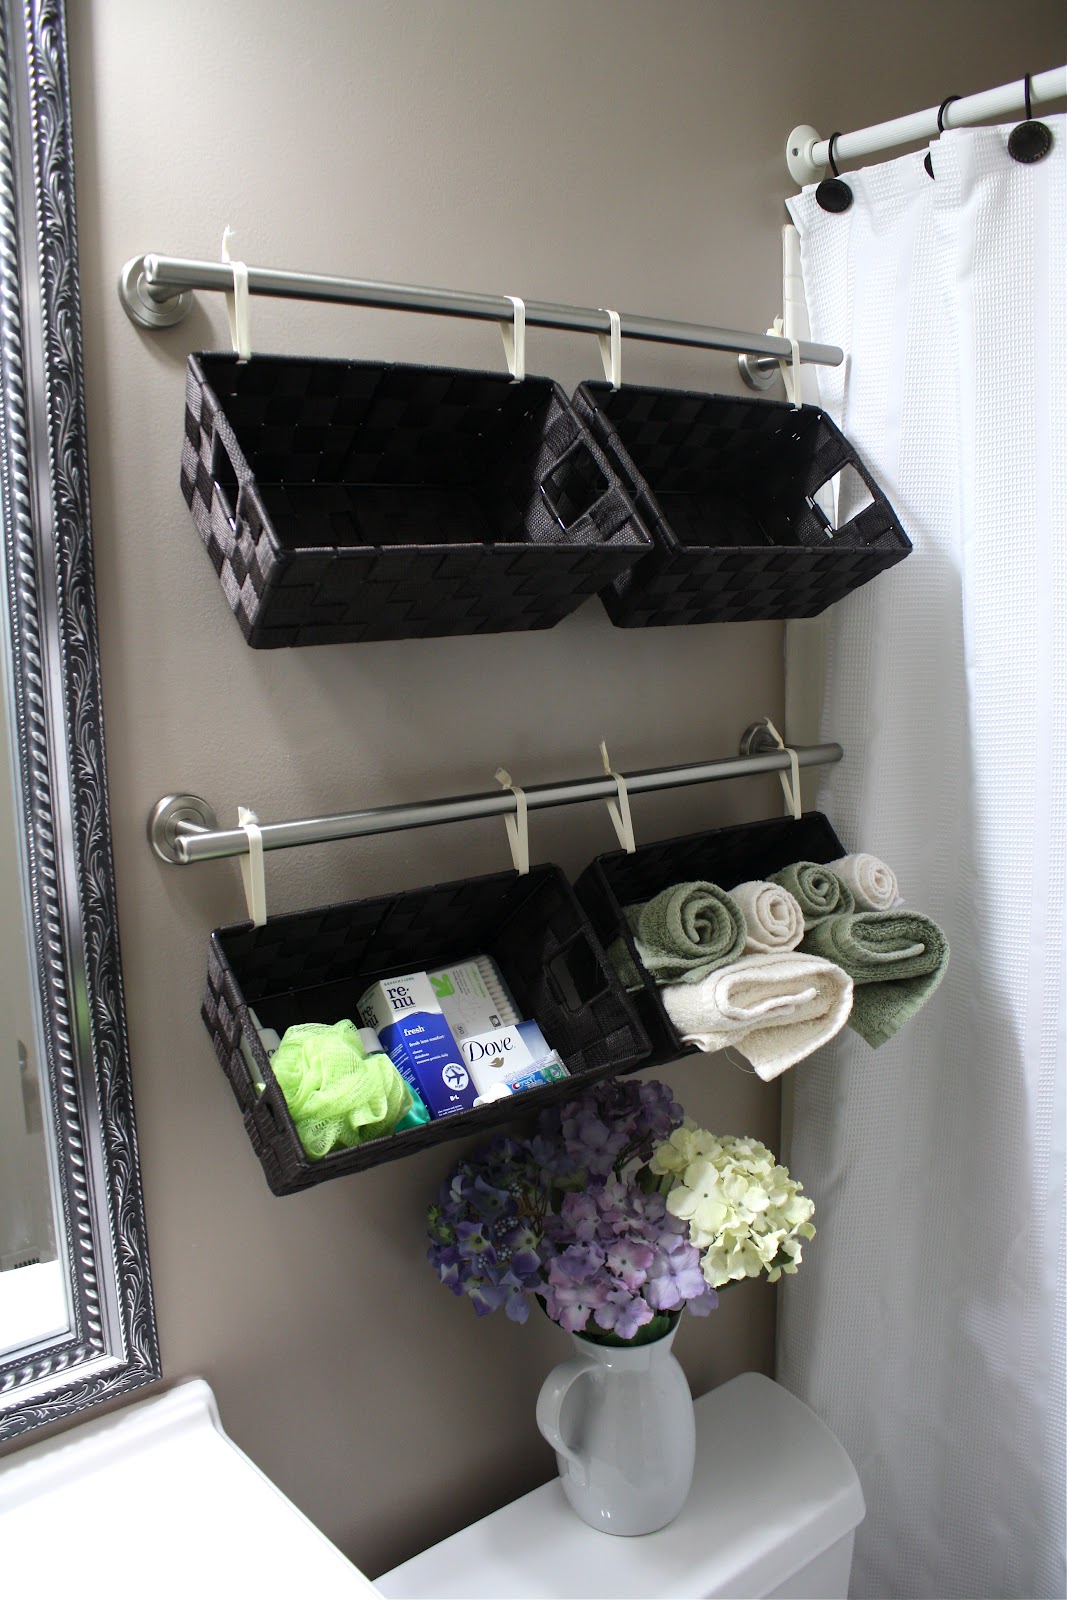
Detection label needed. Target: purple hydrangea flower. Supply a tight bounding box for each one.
[593,1288,655,1340]
[427,1080,719,1340]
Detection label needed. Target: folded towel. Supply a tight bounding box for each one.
[661,952,854,1081]
[610,880,747,988]
[800,911,949,1048]
[270,1019,413,1158]
[829,852,903,912]
[730,880,805,954]
[769,861,855,927]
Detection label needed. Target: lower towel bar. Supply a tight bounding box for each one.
[148,727,842,865]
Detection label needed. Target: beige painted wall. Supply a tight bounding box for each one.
[60,0,1063,1577]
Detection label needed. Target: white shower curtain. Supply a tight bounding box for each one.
[778,119,1065,1600]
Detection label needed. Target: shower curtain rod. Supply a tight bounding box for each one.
[118,252,843,370]
[147,732,844,866]
[787,64,1067,185]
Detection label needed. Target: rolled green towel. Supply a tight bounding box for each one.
[610,880,747,988]
[270,1019,413,1158]
[800,911,949,1048]
[769,861,855,927]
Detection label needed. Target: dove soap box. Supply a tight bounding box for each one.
[460,1021,569,1097]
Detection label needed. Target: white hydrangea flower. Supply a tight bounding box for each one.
[653,1130,815,1289]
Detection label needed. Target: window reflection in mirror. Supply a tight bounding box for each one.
[0,655,69,1358]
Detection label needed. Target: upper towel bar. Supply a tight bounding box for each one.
[148,729,843,865]
[787,64,1067,185]
[118,252,843,373]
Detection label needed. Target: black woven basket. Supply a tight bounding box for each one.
[203,864,650,1193]
[571,382,911,627]
[180,354,651,646]
[574,812,846,1065]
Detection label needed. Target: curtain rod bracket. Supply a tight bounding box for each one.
[787,125,826,188]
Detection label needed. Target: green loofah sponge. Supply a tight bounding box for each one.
[270,1019,415,1158]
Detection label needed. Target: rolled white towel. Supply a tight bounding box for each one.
[661,952,853,1082]
[830,852,903,911]
[730,880,804,954]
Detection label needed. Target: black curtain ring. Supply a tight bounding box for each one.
[1009,72,1053,164]
[926,95,962,176]
[817,131,853,213]
[938,95,961,133]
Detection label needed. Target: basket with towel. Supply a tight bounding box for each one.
[571,383,911,627]
[203,864,650,1193]
[574,813,850,1067]
[181,354,652,647]
[577,817,949,1073]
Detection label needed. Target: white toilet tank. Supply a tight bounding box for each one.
[377,1371,865,1600]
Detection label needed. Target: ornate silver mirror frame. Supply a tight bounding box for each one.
[0,0,158,1439]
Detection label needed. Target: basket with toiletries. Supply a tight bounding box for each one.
[571,383,911,627]
[574,812,848,1066]
[202,864,650,1193]
[180,354,652,647]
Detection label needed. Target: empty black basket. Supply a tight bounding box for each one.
[574,812,846,1065]
[571,382,911,627]
[203,864,651,1193]
[180,354,651,646]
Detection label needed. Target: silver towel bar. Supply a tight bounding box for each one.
[118,252,843,376]
[147,728,843,866]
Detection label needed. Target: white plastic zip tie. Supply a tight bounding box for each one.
[499,294,526,381]
[769,315,801,410]
[222,227,251,360]
[598,308,622,389]
[494,768,530,875]
[760,717,803,820]
[599,740,635,853]
[237,806,267,926]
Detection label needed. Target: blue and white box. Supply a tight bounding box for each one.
[357,971,478,1120]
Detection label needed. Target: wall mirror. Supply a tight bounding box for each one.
[0,0,158,1441]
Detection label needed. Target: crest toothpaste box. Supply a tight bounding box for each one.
[459,1020,569,1097]
[357,971,478,1119]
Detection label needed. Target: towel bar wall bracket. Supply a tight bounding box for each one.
[147,730,843,867]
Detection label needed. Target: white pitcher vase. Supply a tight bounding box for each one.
[535,1318,695,1536]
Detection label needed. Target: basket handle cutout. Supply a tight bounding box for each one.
[545,930,610,1012]
[815,462,875,531]
[209,421,251,533]
[235,1014,267,1109]
[254,1093,279,1133]
[540,441,609,531]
